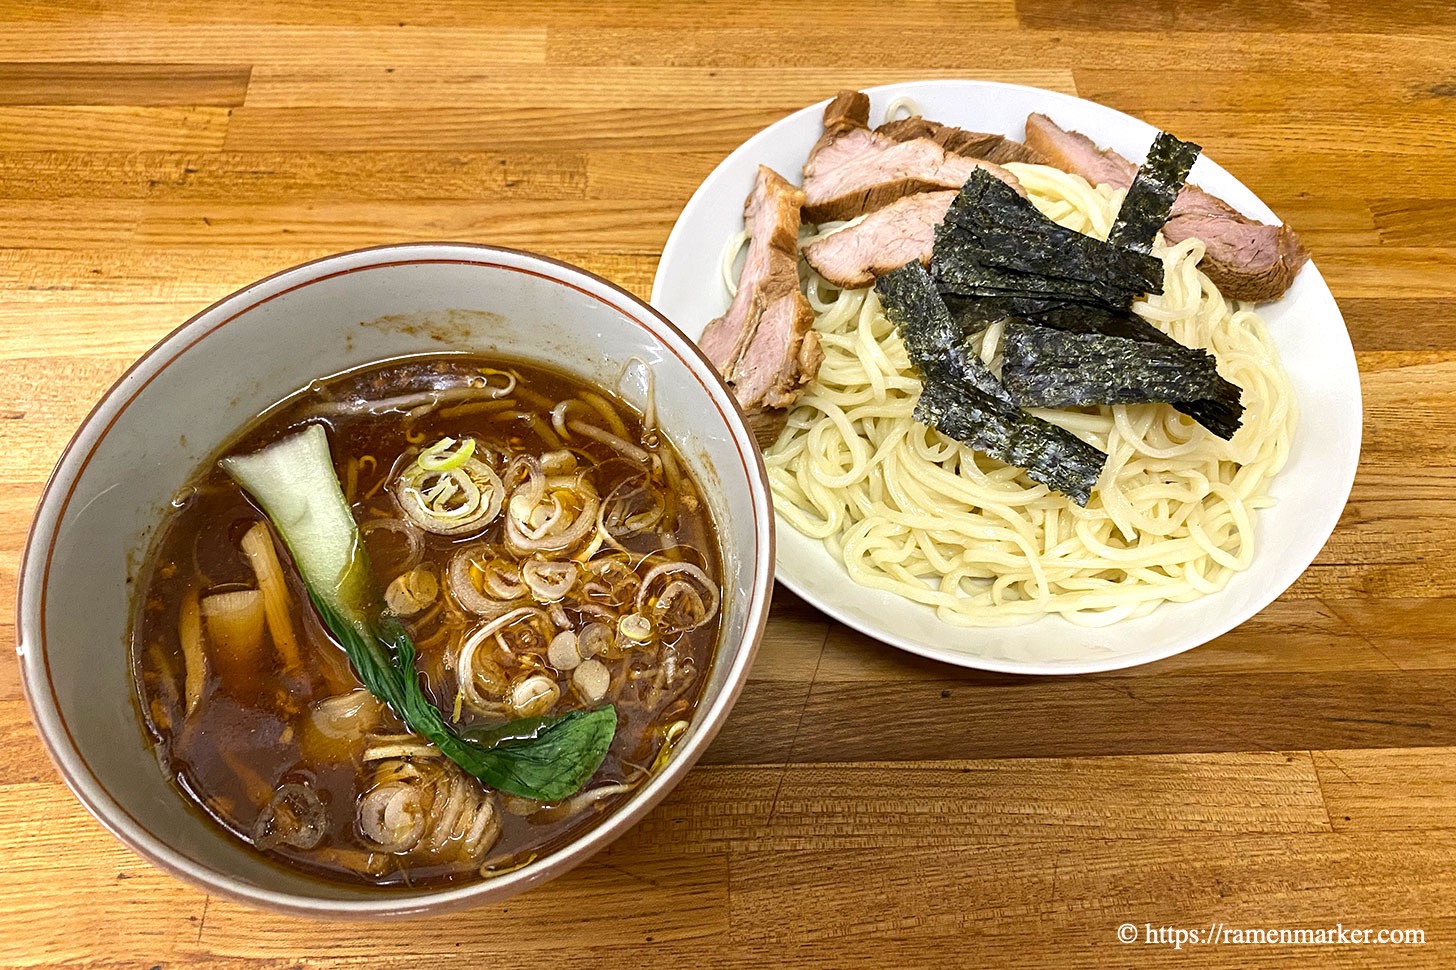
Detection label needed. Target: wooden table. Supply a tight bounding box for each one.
[3,1,1455,966]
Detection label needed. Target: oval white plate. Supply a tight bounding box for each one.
[651,80,1361,674]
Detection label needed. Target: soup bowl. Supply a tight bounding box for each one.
[16,243,775,917]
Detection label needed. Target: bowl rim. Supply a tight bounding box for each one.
[15,241,776,918]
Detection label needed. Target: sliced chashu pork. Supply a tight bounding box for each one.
[801,90,1023,223]
[1024,113,1309,302]
[803,190,956,289]
[876,116,1046,166]
[700,165,823,446]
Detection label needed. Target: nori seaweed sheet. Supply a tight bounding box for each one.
[1107,131,1202,254]
[876,264,1106,505]
[943,173,1165,289]
[912,376,1106,507]
[1000,322,1236,408]
[943,293,1246,440]
[933,229,1149,307]
[931,170,1164,308]
[938,219,1163,295]
[873,131,1241,480]
[1168,394,1244,442]
[946,294,1172,345]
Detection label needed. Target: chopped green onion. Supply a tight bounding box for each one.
[418,436,477,473]
[394,450,503,537]
[222,424,616,802]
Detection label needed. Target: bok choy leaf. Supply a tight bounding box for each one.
[221,424,617,802]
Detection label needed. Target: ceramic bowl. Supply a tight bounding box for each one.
[17,243,775,917]
[652,80,1362,674]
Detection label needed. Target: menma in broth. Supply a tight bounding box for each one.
[131,355,722,887]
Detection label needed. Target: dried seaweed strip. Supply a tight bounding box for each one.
[1166,394,1244,441]
[945,296,1245,439]
[939,168,1060,234]
[878,263,960,358]
[953,334,1014,402]
[1001,322,1241,414]
[937,170,1164,298]
[1107,131,1201,254]
[912,379,1105,506]
[1001,323,1226,406]
[879,266,1019,402]
[1000,309,1244,439]
[932,230,1149,307]
[935,230,1151,307]
[876,265,1106,505]
[944,221,1160,294]
[944,178,1164,290]
[945,295,1171,345]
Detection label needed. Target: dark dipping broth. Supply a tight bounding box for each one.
[132,355,722,888]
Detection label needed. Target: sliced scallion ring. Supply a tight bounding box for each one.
[418,436,477,472]
[394,454,504,536]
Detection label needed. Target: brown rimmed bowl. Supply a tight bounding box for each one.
[16,243,775,917]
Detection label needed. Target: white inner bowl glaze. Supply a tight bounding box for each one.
[17,243,774,917]
[652,80,1362,674]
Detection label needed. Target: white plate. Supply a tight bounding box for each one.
[651,80,1361,674]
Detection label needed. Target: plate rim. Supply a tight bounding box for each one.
[651,78,1363,675]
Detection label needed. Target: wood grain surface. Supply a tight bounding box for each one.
[2,1,1454,966]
